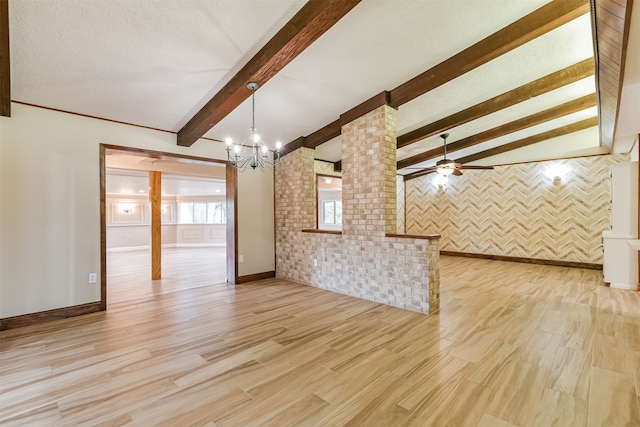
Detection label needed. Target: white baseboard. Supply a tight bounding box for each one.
[609,282,638,291]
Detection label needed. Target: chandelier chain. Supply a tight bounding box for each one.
[225,82,281,171]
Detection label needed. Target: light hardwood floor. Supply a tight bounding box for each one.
[1,250,639,426]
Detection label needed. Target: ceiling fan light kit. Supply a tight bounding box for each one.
[409,133,494,177]
[225,82,282,171]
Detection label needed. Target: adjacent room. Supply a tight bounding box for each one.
[1,0,639,425]
[105,150,228,306]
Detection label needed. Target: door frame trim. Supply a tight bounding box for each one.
[100,144,235,309]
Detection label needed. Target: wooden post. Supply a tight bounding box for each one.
[150,171,161,280]
[226,166,238,285]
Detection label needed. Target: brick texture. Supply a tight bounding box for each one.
[275,106,440,314]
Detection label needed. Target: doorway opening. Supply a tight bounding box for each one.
[100,144,237,310]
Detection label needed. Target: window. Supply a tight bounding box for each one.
[178,202,226,224]
[322,200,342,225]
[317,174,342,230]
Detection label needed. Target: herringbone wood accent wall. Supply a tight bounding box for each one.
[405,154,629,264]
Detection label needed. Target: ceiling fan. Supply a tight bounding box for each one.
[407,133,494,177]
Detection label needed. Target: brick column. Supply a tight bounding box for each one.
[275,147,316,278]
[342,105,397,236]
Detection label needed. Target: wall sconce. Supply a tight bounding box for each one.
[433,174,448,191]
[545,162,570,185]
[119,204,135,214]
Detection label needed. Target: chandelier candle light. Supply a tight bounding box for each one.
[225,82,282,171]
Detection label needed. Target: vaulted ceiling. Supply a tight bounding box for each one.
[4,0,638,180]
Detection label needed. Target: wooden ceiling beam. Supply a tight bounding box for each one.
[397,93,597,170]
[177,0,361,147]
[0,0,10,117]
[403,116,599,181]
[278,136,306,158]
[280,91,389,157]
[305,118,341,149]
[339,91,390,126]
[397,58,595,149]
[592,0,634,152]
[389,0,590,107]
[280,0,589,158]
[455,116,599,165]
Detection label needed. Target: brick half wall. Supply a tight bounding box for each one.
[275,106,440,314]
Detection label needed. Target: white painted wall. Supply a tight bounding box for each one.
[237,167,275,276]
[0,103,275,318]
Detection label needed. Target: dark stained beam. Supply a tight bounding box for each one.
[280,0,590,159]
[455,116,599,164]
[334,160,342,172]
[177,0,361,147]
[403,116,599,181]
[278,136,306,157]
[397,58,595,148]
[389,0,590,107]
[397,93,597,170]
[592,0,634,152]
[0,0,10,117]
[305,119,341,149]
[281,92,389,158]
[339,91,390,126]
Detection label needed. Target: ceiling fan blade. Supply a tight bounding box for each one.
[403,166,438,170]
[404,168,437,178]
[459,165,494,170]
[452,169,463,176]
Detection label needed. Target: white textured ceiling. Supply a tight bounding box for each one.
[11,0,305,131]
[106,169,225,197]
[10,0,627,174]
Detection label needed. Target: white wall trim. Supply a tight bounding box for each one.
[609,283,638,291]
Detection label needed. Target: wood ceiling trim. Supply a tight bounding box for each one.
[397,58,595,149]
[305,118,341,149]
[403,116,599,181]
[455,116,599,165]
[592,0,633,153]
[388,0,591,107]
[281,0,589,159]
[397,93,597,170]
[339,91,391,126]
[0,0,10,117]
[176,0,361,147]
[278,136,307,157]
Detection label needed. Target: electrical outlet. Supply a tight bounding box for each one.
[239,255,244,263]
[88,273,97,284]
[313,259,318,267]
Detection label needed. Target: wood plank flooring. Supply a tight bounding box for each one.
[1,251,639,426]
